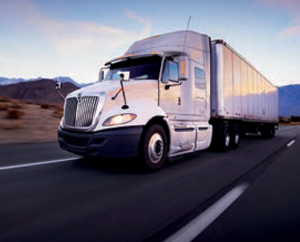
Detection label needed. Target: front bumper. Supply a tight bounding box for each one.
[58,126,143,158]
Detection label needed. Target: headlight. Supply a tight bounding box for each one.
[103,113,137,126]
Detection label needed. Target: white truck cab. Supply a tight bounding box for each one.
[58,30,278,170]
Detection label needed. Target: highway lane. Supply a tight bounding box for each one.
[0,142,78,167]
[195,128,300,242]
[0,126,300,242]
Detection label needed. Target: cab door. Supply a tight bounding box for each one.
[159,59,182,115]
[159,58,196,156]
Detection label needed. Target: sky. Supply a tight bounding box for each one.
[0,0,299,86]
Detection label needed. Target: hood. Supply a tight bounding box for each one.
[67,81,120,97]
[67,79,157,99]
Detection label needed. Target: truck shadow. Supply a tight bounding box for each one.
[72,156,147,174]
[71,134,282,174]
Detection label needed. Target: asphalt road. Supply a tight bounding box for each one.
[0,125,300,242]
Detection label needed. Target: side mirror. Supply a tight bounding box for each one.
[56,81,62,90]
[99,71,104,82]
[55,81,65,100]
[99,67,109,82]
[169,61,179,83]
[178,56,188,81]
[99,68,104,82]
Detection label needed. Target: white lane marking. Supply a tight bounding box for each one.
[0,157,78,171]
[287,140,296,147]
[163,183,249,242]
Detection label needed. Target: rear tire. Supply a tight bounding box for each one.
[230,123,240,149]
[139,124,167,171]
[261,124,275,138]
[211,122,230,152]
[221,123,231,152]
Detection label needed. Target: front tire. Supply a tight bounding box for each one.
[139,124,167,171]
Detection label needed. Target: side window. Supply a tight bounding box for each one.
[162,60,179,84]
[195,68,206,89]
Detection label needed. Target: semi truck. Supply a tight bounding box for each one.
[57,30,278,171]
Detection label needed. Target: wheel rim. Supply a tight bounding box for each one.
[225,135,230,147]
[235,134,239,144]
[148,133,164,164]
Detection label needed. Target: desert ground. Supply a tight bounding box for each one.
[0,97,62,144]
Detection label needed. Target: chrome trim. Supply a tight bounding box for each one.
[63,93,105,131]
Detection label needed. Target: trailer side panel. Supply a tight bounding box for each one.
[211,41,278,123]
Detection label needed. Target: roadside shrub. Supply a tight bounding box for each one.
[53,104,64,118]
[10,102,23,109]
[40,103,50,109]
[54,104,63,112]
[279,116,290,124]
[49,103,58,108]
[0,103,9,111]
[6,109,24,119]
[0,96,11,103]
[25,100,34,105]
[291,116,300,122]
[1,123,21,130]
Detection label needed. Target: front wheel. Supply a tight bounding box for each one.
[139,124,167,171]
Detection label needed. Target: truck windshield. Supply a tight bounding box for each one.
[105,56,162,81]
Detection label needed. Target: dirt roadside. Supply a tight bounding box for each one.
[0,101,62,145]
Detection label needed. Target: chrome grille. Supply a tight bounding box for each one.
[64,96,99,128]
[65,98,77,126]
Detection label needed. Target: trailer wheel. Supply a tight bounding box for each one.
[261,124,275,138]
[139,124,167,171]
[270,125,275,138]
[214,123,231,152]
[230,123,240,149]
[211,122,230,152]
[222,123,231,151]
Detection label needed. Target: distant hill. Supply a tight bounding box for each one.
[0,79,79,105]
[0,76,88,87]
[278,85,300,117]
[52,76,88,88]
[0,77,27,85]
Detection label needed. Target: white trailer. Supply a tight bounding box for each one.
[57,30,278,170]
[210,40,278,150]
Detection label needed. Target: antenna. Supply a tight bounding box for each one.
[183,16,191,52]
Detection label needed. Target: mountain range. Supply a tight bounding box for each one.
[0,76,87,87]
[0,77,299,117]
[0,78,79,105]
[278,85,300,117]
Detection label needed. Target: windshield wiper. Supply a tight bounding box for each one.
[111,74,129,109]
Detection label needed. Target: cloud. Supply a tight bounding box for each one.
[279,17,300,38]
[126,9,152,36]
[0,0,152,81]
[10,1,152,53]
[255,0,300,38]
[255,0,300,12]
